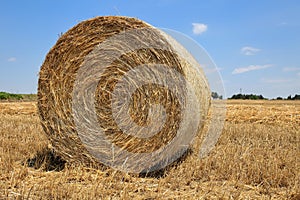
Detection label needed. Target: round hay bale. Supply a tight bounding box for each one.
[38,16,211,173]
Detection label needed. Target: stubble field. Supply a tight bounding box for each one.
[0,100,299,199]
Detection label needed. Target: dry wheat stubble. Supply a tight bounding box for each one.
[0,100,299,199]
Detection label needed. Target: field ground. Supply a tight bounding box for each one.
[0,100,299,199]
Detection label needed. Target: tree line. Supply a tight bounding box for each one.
[211,92,300,100]
[0,91,23,100]
[229,93,266,100]
[274,94,300,100]
[0,92,37,101]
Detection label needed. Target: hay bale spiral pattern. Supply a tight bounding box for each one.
[38,16,211,173]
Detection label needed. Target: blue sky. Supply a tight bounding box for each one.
[0,0,299,98]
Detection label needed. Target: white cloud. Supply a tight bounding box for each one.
[241,46,261,55]
[283,67,300,72]
[262,78,291,83]
[7,57,16,62]
[278,22,287,26]
[232,64,272,74]
[205,67,223,74]
[192,23,207,35]
[201,64,223,74]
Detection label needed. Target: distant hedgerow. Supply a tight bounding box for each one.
[0,92,23,100]
[229,94,266,100]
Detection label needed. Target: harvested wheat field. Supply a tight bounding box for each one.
[0,100,299,199]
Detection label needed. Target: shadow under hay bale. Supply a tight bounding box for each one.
[25,148,66,171]
[139,148,193,178]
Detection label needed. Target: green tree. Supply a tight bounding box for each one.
[211,92,223,99]
[0,92,23,100]
[292,94,300,100]
[229,93,266,100]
